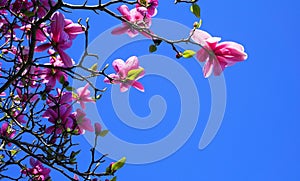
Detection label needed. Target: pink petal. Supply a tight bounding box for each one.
[117,5,131,20]
[120,83,130,92]
[206,37,221,49]
[111,25,129,35]
[50,12,65,42]
[80,101,86,109]
[212,57,224,76]
[64,23,84,36]
[35,43,51,52]
[127,29,139,38]
[77,83,89,97]
[80,118,94,132]
[125,56,139,71]
[132,81,144,92]
[112,59,126,78]
[191,29,212,45]
[57,49,73,67]
[196,47,210,62]
[203,58,214,78]
[215,41,248,62]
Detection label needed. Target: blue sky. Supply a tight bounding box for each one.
[3,0,300,180]
[67,0,300,180]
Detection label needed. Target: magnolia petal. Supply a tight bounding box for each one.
[118,5,131,20]
[120,83,131,92]
[77,83,89,98]
[148,8,157,17]
[127,30,139,38]
[35,43,51,52]
[132,81,144,92]
[64,23,84,36]
[80,118,94,132]
[196,48,210,62]
[217,41,245,51]
[111,25,129,35]
[50,12,65,42]
[125,56,139,71]
[215,42,248,62]
[203,58,214,78]
[212,57,224,76]
[112,59,127,78]
[57,49,73,67]
[206,37,221,49]
[191,29,212,45]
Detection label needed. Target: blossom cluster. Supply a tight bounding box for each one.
[0,0,247,180]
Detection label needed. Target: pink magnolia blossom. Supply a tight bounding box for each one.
[20,23,48,42]
[11,0,33,15]
[136,0,159,17]
[104,56,145,92]
[46,88,72,107]
[21,157,51,181]
[40,56,68,90]
[111,5,151,37]
[73,83,95,109]
[42,105,73,134]
[73,109,94,134]
[0,122,16,146]
[191,29,248,78]
[35,11,84,67]
[32,0,56,18]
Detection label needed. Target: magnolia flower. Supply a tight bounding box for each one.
[0,122,16,146]
[32,0,56,18]
[136,0,159,17]
[104,56,145,92]
[40,56,68,90]
[111,5,151,37]
[20,23,48,42]
[11,0,33,15]
[21,157,51,181]
[73,83,95,109]
[46,88,72,107]
[35,11,84,67]
[191,29,248,78]
[73,109,94,134]
[42,105,73,134]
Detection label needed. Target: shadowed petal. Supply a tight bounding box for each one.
[50,12,65,42]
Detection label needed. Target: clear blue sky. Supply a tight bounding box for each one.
[6,0,300,180]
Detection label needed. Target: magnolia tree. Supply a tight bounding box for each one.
[0,0,247,180]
